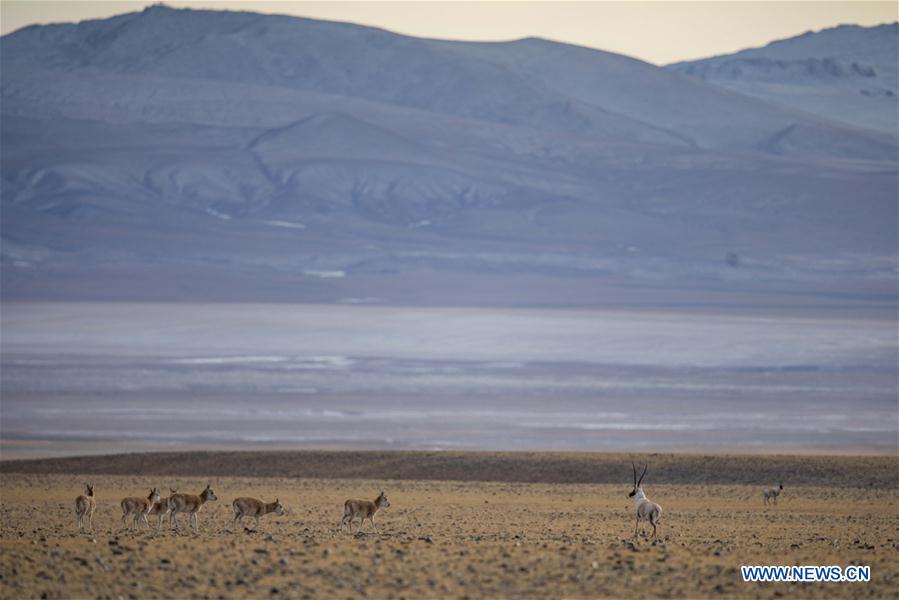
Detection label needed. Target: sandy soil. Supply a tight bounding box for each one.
[1,454,897,599]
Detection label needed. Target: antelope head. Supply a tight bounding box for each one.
[201,484,218,502]
[628,463,647,498]
[272,499,286,515]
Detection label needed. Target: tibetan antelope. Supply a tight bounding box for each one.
[232,497,286,529]
[763,483,783,505]
[169,484,218,530]
[629,463,662,539]
[341,491,390,533]
[147,488,178,530]
[121,488,161,529]
[74,483,96,531]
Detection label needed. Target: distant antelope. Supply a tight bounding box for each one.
[629,463,662,539]
[74,483,96,531]
[342,491,390,533]
[763,483,783,505]
[232,497,286,529]
[169,484,218,530]
[147,488,178,530]
[121,488,161,529]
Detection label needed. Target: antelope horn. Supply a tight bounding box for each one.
[632,462,637,486]
[638,464,648,487]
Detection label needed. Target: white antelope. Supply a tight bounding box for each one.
[629,463,662,539]
[763,483,783,505]
[341,491,390,533]
[121,488,161,529]
[147,488,178,530]
[74,483,96,531]
[169,484,218,530]
[232,497,286,529]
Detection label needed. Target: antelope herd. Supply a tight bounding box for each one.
[73,465,784,537]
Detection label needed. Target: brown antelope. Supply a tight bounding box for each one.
[341,491,390,533]
[169,484,218,530]
[763,483,783,505]
[121,488,161,529]
[74,483,96,531]
[147,488,178,530]
[629,463,662,539]
[232,497,286,529]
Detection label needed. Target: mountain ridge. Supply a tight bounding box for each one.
[670,22,897,63]
[3,5,894,156]
[669,22,898,133]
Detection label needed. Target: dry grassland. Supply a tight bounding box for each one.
[1,454,897,599]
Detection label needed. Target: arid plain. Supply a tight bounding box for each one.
[1,452,897,599]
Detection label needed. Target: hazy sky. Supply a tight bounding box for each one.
[1,1,896,64]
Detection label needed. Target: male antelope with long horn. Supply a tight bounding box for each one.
[628,463,662,539]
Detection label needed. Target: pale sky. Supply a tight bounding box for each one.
[0,1,896,64]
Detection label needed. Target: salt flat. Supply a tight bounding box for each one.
[1,303,896,456]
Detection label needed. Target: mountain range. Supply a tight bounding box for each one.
[1,6,896,310]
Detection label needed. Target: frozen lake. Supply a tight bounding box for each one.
[1,303,896,456]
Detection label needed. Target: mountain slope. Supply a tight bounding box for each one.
[669,23,899,134]
[437,36,897,157]
[1,7,896,307]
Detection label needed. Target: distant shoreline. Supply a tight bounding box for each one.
[1,450,896,489]
[2,439,895,461]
